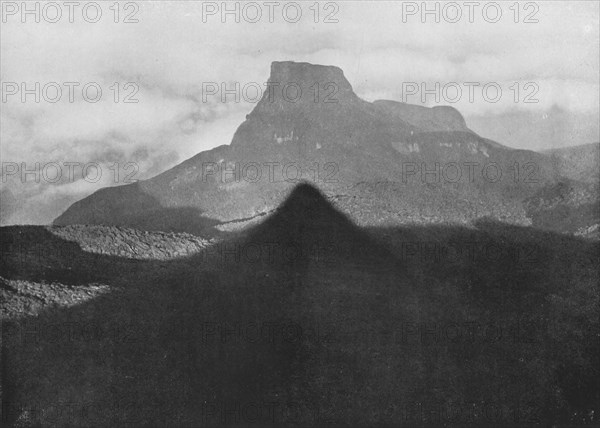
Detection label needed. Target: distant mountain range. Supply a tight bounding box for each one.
[53,62,599,238]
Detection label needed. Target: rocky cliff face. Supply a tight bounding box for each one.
[231,61,414,156]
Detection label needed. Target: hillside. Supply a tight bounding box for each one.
[54,61,559,236]
[542,142,600,183]
[518,143,600,237]
[3,184,599,426]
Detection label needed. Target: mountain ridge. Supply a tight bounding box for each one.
[54,61,574,236]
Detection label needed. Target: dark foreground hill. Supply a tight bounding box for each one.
[3,183,598,427]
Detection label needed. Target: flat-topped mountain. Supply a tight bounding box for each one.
[54,61,572,236]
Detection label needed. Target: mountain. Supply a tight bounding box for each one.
[54,61,564,235]
[522,143,599,237]
[3,183,599,426]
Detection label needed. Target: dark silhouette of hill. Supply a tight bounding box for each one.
[51,182,225,236]
[54,61,564,235]
[3,183,599,427]
[241,183,401,273]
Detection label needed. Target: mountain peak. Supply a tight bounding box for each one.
[279,182,328,211]
[231,61,363,150]
[251,182,353,235]
[242,182,399,271]
[265,61,356,102]
[270,61,345,80]
[267,182,351,230]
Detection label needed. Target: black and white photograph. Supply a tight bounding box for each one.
[1,1,599,426]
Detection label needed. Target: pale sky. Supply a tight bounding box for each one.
[1,1,599,224]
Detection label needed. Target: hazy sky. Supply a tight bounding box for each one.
[1,0,599,224]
